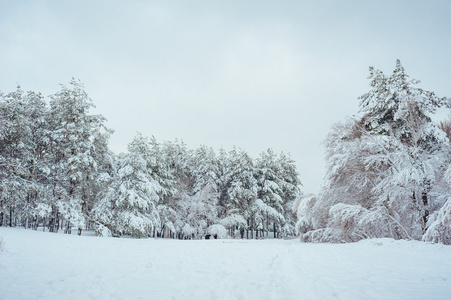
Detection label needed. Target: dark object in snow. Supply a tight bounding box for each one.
[205,233,211,240]
[240,228,245,239]
[214,233,218,239]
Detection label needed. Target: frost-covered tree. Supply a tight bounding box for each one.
[297,61,449,243]
[175,183,219,239]
[255,149,300,238]
[95,134,167,237]
[191,145,219,195]
[0,88,51,228]
[47,80,111,234]
[222,148,256,236]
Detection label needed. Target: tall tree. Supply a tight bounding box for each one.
[297,61,449,242]
[48,79,110,234]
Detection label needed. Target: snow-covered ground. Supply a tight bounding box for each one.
[0,228,450,300]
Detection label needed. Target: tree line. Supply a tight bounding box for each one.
[0,81,301,238]
[4,61,449,245]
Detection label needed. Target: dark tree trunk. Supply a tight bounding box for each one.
[9,208,13,227]
[49,216,54,232]
[33,216,38,230]
[49,207,58,233]
[422,191,429,233]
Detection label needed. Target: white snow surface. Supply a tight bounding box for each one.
[1,228,451,300]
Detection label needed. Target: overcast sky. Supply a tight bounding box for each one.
[1,1,450,193]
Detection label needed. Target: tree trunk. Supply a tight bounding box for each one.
[246,218,250,239]
[49,215,54,232]
[49,207,58,233]
[266,213,269,237]
[9,208,13,227]
[65,221,71,234]
[422,191,429,233]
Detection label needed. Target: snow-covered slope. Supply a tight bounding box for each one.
[0,228,450,300]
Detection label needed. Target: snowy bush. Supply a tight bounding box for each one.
[93,223,112,237]
[207,224,228,239]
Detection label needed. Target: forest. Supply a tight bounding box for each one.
[1,61,451,244]
[0,82,300,239]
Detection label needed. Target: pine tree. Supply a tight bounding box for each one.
[48,79,110,234]
[255,149,300,238]
[297,61,449,242]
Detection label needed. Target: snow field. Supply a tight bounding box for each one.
[0,227,451,300]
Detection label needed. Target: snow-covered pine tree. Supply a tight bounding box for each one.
[254,149,300,238]
[48,80,110,234]
[359,60,448,239]
[222,148,256,237]
[191,145,219,195]
[103,134,168,237]
[0,88,51,229]
[0,87,30,227]
[277,152,302,237]
[296,60,449,243]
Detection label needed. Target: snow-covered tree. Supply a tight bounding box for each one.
[47,80,111,234]
[297,60,449,243]
[96,134,166,237]
[0,88,51,228]
[254,149,301,238]
[224,148,257,236]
